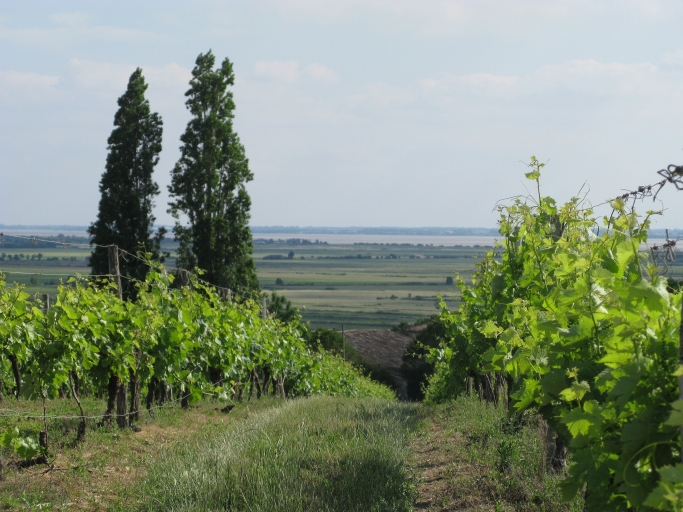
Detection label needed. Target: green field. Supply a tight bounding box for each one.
[254,242,487,329]
[2,239,680,330]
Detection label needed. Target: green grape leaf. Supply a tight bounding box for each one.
[0,427,19,449]
[665,400,683,427]
[644,465,683,509]
[478,320,503,338]
[540,369,568,397]
[525,170,540,181]
[14,435,41,459]
[559,381,590,402]
[659,464,683,484]
[511,378,539,410]
[562,408,594,437]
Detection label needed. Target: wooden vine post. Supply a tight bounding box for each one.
[108,246,128,429]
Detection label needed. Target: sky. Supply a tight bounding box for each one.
[1,1,683,228]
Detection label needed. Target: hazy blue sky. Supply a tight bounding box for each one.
[2,1,683,228]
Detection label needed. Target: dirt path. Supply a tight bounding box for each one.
[410,409,496,511]
[408,400,573,512]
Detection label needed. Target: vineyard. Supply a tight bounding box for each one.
[425,159,683,510]
[5,162,683,510]
[0,255,392,467]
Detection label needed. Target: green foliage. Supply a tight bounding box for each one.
[266,290,301,324]
[426,160,683,509]
[168,50,259,295]
[0,265,390,430]
[88,68,165,298]
[0,427,41,460]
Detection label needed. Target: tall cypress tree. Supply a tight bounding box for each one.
[89,68,165,297]
[168,50,258,295]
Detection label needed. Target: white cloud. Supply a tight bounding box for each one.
[144,63,192,90]
[0,15,154,47]
[418,59,670,105]
[350,82,414,107]
[254,60,300,81]
[663,50,683,66]
[535,59,661,96]
[420,72,519,97]
[69,58,136,92]
[0,70,60,105]
[305,63,338,82]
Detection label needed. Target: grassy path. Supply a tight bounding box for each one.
[123,397,422,511]
[4,396,585,510]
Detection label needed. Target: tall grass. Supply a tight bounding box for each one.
[126,397,423,512]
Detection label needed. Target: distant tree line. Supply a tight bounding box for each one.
[254,238,329,245]
[0,235,89,249]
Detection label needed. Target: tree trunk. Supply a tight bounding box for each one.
[71,371,80,398]
[278,376,286,399]
[103,374,120,424]
[8,355,21,398]
[506,375,514,410]
[69,372,87,443]
[159,380,168,405]
[39,430,48,454]
[482,373,496,405]
[552,436,568,472]
[129,369,140,423]
[146,376,158,411]
[262,366,271,396]
[247,376,254,401]
[542,423,568,473]
[466,375,473,396]
[181,385,190,409]
[253,368,262,399]
[208,367,222,389]
[116,381,128,429]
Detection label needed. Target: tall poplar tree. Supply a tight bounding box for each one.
[89,68,165,298]
[168,50,258,295]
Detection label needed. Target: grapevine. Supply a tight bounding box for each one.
[0,259,393,457]
[427,158,683,510]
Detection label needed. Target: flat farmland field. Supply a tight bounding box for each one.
[254,242,488,329]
